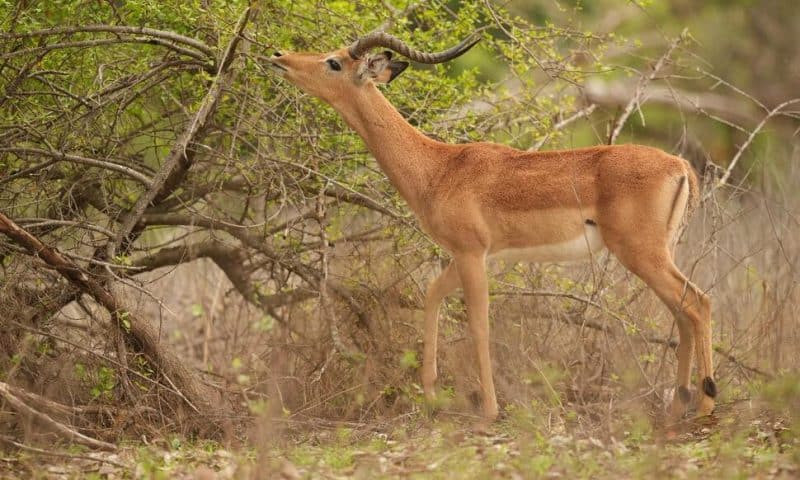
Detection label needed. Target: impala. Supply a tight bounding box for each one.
[266,31,716,423]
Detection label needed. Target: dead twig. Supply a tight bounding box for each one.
[608,29,687,144]
[705,98,800,200]
[0,435,127,468]
[0,381,106,417]
[0,382,117,451]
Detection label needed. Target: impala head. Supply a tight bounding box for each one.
[267,31,481,103]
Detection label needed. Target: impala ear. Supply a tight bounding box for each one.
[362,50,409,83]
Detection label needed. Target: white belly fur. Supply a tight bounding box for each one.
[490,225,605,263]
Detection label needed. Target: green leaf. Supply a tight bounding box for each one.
[399,350,420,370]
[190,304,205,317]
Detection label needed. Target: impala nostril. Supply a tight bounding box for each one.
[272,51,283,57]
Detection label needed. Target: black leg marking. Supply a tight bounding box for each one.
[678,386,691,404]
[585,219,597,226]
[702,377,717,398]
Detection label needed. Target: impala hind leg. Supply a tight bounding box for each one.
[422,262,460,401]
[663,265,715,417]
[455,253,498,420]
[610,246,715,420]
[668,313,695,422]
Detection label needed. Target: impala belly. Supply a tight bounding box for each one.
[489,224,605,263]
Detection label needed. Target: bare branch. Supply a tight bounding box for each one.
[0,381,117,451]
[16,218,115,237]
[0,435,127,468]
[0,38,208,63]
[0,24,215,58]
[585,80,757,128]
[608,29,687,144]
[132,242,315,308]
[707,98,800,199]
[0,147,153,186]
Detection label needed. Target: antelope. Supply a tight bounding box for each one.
[266,31,716,423]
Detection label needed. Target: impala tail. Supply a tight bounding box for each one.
[667,160,701,239]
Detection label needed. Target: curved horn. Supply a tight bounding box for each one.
[348,31,482,63]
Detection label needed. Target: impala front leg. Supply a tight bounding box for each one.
[455,252,498,420]
[422,262,461,401]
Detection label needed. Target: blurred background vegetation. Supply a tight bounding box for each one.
[0,0,798,477]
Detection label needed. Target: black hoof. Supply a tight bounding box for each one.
[702,377,717,398]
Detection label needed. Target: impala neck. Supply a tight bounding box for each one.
[329,83,442,213]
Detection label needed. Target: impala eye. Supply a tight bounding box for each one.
[326,59,342,71]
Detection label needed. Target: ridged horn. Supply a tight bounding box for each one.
[348,31,482,63]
